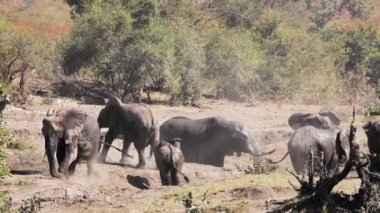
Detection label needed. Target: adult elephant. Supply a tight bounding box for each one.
[97,97,158,168]
[288,111,340,130]
[363,121,380,172]
[159,116,275,167]
[41,108,100,178]
[276,126,351,176]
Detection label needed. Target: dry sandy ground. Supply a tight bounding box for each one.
[0,95,368,212]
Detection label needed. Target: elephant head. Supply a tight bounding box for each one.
[167,137,182,149]
[41,108,87,178]
[288,111,340,130]
[335,128,351,165]
[363,121,380,155]
[97,97,123,128]
[219,121,274,157]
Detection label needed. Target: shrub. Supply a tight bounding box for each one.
[0,148,9,179]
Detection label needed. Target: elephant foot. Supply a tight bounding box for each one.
[119,157,129,164]
[135,163,146,169]
[98,157,107,164]
[51,173,63,179]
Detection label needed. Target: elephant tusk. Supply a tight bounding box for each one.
[46,108,55,116]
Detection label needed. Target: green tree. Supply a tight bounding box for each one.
[255,28,343,103]
[167,18,205,105]
[308,0,373,29]
[62,0,175,102]
[344,26,380,86]
[0,148,8,179]
[205,28,263,101]
[0,17,52,100]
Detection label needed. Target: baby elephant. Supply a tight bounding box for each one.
[154,138,189,186]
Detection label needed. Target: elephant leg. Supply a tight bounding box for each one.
[62,143,78,178]
[68,158,79,176]
[120,139,132,163]
[200,152,225,167]
[135,147,146,169]
[46,144,61,178]
[57,139,66,173]
[159,167,171,186]
[134,133,148,168]
[87,160,94,177]
[61,145,72,178]
[326,153,339,176]
[170,169,180,186]
[99,129,117,163]
[213,154,225,167]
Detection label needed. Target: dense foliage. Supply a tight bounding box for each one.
[0,16,59,101]
[0,148,8,179]
[60,0,379,105]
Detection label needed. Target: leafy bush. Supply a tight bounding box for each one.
[0,148,9,179]
[348,0,374,19]
[176,192,200,213]
[18,196,41,213]
[60,0,378,105]
[205,29,263,101]
[62,0,174,102]
[0,195,12,213]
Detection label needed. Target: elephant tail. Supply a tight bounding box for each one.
[145,105,159,159]
[272,151,289,164]
[169,144,190,183]
[254,149,276,157]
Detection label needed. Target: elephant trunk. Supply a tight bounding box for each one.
[248,135,275,157]
[45,136,61,178]
[248,135,262,156]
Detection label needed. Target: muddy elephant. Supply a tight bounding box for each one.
[153,138,189,186]
[288,111,340,130]
[363,121,380,172]
[277,126,351,176]
[41,108,100,178]
[97,97,158,168]
[159,116,275,167]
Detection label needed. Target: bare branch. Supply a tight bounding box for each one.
[286,168,305,186]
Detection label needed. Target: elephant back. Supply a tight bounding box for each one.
[288,112,339,130]
[122,103,156,129]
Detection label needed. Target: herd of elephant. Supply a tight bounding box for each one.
[41,97,380,186]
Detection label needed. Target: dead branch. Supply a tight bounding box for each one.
[268,193,316,213]
[363,168,380,180]
[286,168,304,186]
[288,180,299,192]
[269,107,359,212]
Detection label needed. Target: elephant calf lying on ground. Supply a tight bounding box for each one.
[42,108,100,178]
[153,138,189,186]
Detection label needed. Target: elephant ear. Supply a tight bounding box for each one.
[288,112,314,130]
[289,112,336,130]
[106,96,123,108]
[42,109,65,133]
[362,121,372,133]
[168,138,182,148]
[336,128,350,164]
[62,108,87,144]
[374,121,380,133]
[319,110,340,126]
